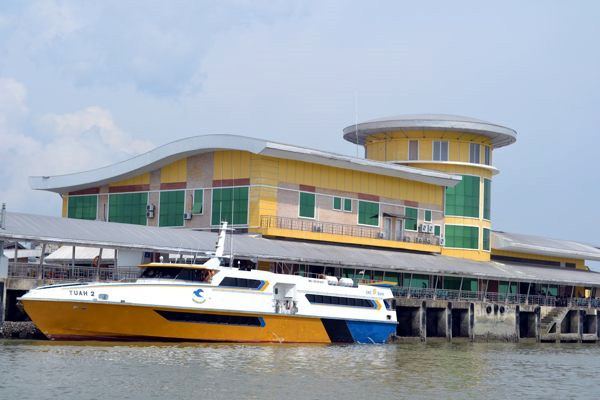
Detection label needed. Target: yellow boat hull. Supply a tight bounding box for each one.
[21,299,333,343]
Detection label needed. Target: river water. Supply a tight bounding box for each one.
[0,340,597,399]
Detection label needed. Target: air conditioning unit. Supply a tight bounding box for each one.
[378,232,385,239]
[146,204,155,212]
[420,224,428,233]
[427,224,434,234]
[146,210,155,219]
[440,237,445,246]
[403,236,411,242]
[425,238,431,244]
[184,212,193,220]
[312,225,322,232]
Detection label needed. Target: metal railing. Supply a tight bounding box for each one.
[260,215,441,245]
[390,286,561,306]
[8,262,140,283]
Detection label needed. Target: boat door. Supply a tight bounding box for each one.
[273,283,298,315]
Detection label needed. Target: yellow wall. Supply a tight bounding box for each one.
[491,250,587,270]
[61,195,68,217]
[365,130,492,165]
[213,150,251,180]
[109,173,150,187]
[161,159,187,183]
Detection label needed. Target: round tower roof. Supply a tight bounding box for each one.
[343,114,517,148]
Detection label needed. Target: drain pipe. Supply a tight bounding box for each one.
[0,203,5,230]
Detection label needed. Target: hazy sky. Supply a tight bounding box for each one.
[1,1,599,255]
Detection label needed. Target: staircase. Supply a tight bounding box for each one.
[540,307,569,335]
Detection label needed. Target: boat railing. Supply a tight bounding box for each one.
[7,262,140,283]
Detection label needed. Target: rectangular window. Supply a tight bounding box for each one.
[433,141,449,161]
[211,187,249,226]
[159,190,185,227]
[408,140,419,161]
[469,143,481,164]
[434,225,441,237]
[483,228,491,251]
[109,192,148,225]
[484,145,491,165]
[299,192,316,219]
[358,200,379,226]
[343,198,352,212]
[334,197,352,212]
[445,175,480,218]
[424,210,432,222]
[404,207,418,231]
[333,196,342,211]
[445,225,479,250]
[192,189,203,214]
[483,178,491,220]
[67,195,97,220]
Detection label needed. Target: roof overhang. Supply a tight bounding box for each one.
[29,134,461,193]
[2,212,600,288]
[343,114,517,149]
[492,231,600,262]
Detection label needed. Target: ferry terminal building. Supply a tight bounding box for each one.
[4,114,600,341]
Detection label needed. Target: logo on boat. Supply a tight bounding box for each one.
[192,288,206,304]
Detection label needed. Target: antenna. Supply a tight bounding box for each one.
[354,92,359,158]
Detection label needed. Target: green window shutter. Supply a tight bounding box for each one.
[358,200,379,226]
[333,196,341,211]
[109,192,148,225]
[343,198,352,212]
[424,210,432,222]
[159,190,185,227]
[211,187,249,225]
[483,228,491,251]
[445,175,480,218]
[404,207,418,231]
[434,225,441,237]
[192,189,203,214]
[299,192,316,218]
[68,195,98,220]
[445,225,479,250]
[483,179,491,220]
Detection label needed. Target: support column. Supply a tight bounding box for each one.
[420,301,427,342]
[446,302,453,341]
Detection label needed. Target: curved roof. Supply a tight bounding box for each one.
[492,231,600,261]
[29,134,462,193]
[343,114,517,148]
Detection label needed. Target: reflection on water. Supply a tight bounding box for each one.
[0,340,596,400]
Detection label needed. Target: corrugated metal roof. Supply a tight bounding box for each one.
[46,246,116,261]
[2,212,600,287]
[492,231,600,262]
[28,134,461,193]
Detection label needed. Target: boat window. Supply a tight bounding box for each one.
[141,267,214,282]
[384,299,393,311]
[306,294,374,308]
[218,277,264,289]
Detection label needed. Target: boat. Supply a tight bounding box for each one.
[19,223,398,343]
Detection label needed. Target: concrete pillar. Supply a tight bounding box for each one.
[469,303,475,341]
[535,307,541,343]
[420,301,427,342]
[446,302,453,341]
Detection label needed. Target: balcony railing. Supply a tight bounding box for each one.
[260,215,441,245]
[8,262,140,282]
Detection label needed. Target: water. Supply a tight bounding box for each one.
[0,340,598,400]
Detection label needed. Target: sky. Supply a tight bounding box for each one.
[0,1,599,256]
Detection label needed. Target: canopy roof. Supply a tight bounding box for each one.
[2,212,600,287]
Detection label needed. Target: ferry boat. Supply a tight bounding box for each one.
[20,224,398,344]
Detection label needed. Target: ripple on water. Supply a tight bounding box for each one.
[0,340,598,400]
